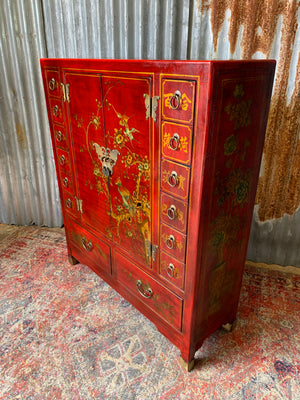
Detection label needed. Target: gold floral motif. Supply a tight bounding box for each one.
[224,84,252,130]
[224,134,237,156]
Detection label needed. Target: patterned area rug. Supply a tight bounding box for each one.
[0,226,299,400]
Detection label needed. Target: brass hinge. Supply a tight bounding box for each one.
[143,94,160,122]
[61,83,70,103]
[145,239,158,262]
[75,197,83,213]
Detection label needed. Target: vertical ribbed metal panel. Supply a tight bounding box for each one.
[0,0,63,227]
[0,0,299,266]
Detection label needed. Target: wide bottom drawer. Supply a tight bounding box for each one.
[66,218,111,273]
[114,251,183,331]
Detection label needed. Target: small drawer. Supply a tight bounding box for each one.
[161,122,193,166]
[161,193,188,233]
[46,69,61,98]
[53,125,68,150]
[161,159,190,201]
[160,223,186,263]
[115,251,183,330]
[61,192,78,219]
[159,251,186,291]
[56,148,71,173]
[67,218,111,273]
[162,79,195,124]
[49,98,64,125]
[59,171,74,195]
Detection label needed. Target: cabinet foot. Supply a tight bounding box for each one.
[180,357,195,372]
[68,255,79,265]
[222,319,237,332]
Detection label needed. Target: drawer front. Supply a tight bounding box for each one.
[53,125,68,150]
[161,159,190,201]
[56,148,71,173]
[160,223,186,263]
[49,98,64,125]
[59,171,74,195]
[161,122,193,165]
[67,218,111,272]
[46,69,61,98]
[115,251,183,330]
[161,193,188,233]
[162,79,195,124]
[61,192,78,219]
[159,251,185,290]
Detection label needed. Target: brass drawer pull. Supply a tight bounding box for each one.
[168,133,180,151]
[170,90,181,110]
[81,237,93,251]
[66,198,72,209]
[168,171,178,188]
[53,105,59,117]
[49,78,56,91]
[56,131,62,142]
[59,155,65,166]
[167,263,175,278]
[62,177,68,187]
[166,235,176,249]
[167,205,177,220]
[136,280,153,299]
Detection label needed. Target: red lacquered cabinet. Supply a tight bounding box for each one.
[41,59,275,370]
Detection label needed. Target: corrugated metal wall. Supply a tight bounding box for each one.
[1,0,299,267]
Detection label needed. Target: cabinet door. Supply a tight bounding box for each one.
[64,72,111,236]
[101,75,153,266]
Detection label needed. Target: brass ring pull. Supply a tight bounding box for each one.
[168,171,178,188]
[59,155,65,166]
[66,198,72,208]
[53,105,59,117]
[170,90,181,110]
[168,133,180,151]
[62,177,68,187]
[166,235,176,250]
[56,131,62,142]
[167,263,175,278]
[167,205,177,220]
[81,237,93,251]
[49,78,56,91]
[136,280,153,299]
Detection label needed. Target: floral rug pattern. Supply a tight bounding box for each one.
[0,226,299,399]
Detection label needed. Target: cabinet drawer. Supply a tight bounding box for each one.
[159,251,185,290]
[67,218,111,272]
[160,223,186,263]
[46,69,61,98]
[49,98,64,125]
[61,192,78,219]
[161,122,193,165]
[53,125,68,150]
[59,171,74,195]
[161,159,190,201]
[161,193,188,233]
[115,251,183,330]
[162,79,195,124]
[56,148,71,173]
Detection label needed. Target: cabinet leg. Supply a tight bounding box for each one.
[180,357,195,372]
[222,319,237,332]
[68,254,79,265]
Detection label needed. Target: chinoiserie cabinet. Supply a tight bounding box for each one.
[40,59,275,371]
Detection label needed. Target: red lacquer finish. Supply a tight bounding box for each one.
[40,59,275,369]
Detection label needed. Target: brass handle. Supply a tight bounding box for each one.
[53,105,59,117]
[59,155,65,166]
[49,78,56,91]
[167,263,175,278]
[62,177,68,187]
[170,90,181,110]
[136,280,153,299]
[56,131,62,142]
[168,171,178,188]
[66,198,72,209]
[168,133,180,151]
[166,235,176,250]
[81,237,93,251]
[167,205,177,220]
